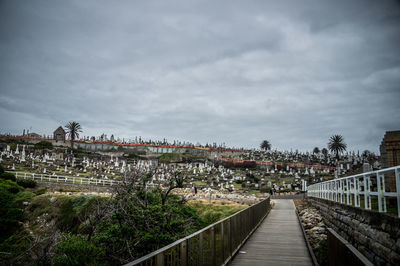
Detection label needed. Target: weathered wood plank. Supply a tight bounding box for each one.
[230,199,313,266]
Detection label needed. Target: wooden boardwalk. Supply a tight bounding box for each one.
[230,199,312,266]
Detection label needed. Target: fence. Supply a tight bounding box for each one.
[307,166,400,217]
[126,197,271,266]
[12,171,122,186]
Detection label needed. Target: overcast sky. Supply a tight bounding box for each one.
[0,0,399,153]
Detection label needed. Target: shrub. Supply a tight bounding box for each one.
[34,140,53,150]
[35,188,47,195]
[14,191,36,205]
[17,179,37,188]
[260,186,271,193]
[0,179,23,194]
[52,234,105,266]
[0,187,24,242]
[0,172,16,182]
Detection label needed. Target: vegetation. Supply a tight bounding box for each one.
[328,135,347,160]
[33,140,53,150]
[0,166,245,265]
[16,179,37,188]
[158,153,205,163]
[321,148,328,159]
[313,147,320,154]
[0,172,17,182]
[0,173,24,244]
[314,239,328,266]
[188,201,246,225]
[260,140,271,151]
[65,121,82,149]
[158,153,182,163]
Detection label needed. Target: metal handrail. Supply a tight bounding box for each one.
[307,166,400,217]
[125,197,271,266]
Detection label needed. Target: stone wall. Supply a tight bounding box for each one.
[307,197,400,266]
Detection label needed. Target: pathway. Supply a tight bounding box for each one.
[230,199,312,266]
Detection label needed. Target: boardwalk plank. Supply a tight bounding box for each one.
[230,199,312,266]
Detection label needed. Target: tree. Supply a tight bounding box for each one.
[65,122,82,150]
[95,169,199,263]
[321,148,328,159]
[260,140,271,151]
[328,135,347,160]
[313,147,320,154]
[362,150,371,159]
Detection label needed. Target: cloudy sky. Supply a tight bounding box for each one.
[0,0,399,152]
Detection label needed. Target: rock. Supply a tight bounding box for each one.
[23,201,29,206]
[310,226,325,233]
[305,223,313,229]
[50,196,57,203]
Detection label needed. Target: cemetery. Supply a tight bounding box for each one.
[0,133,380,199]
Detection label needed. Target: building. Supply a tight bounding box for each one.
[26,132,41,138]
[53,126,66,142]
[380,131,400,193]
[380,131,400,168]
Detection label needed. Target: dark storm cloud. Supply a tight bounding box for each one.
[1,0,399,152]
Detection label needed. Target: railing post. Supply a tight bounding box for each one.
[340,180,343,203]
[345,179,349,204]
[377,173,383,212]
[367,176,372,209]
[357,177,361,207]
[221,221,224,262]
[211,226,216,266]
[382,174,387,212]
[353,177,358,207]
[228,217,232,258]
[180,240,187,266]
[395,168,400,217]
[363,175,369,209]
[199,232,203,265]
[156,252,164,266]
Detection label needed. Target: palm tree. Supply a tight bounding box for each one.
[328,135,347,160]
[65,121,82,149]
[260,140,271,151]
[313,147,320,154]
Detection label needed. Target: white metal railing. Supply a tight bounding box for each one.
[307,166,400,217]
[12,172,122,186]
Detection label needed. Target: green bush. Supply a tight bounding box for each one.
[52,234,105,266]
[35,188,47,195]
[0,172,16,182]
[34,140,53,150]
[17,179,37,188]
[0,179,23,194]
[260,185,271,193]
[314,239,328,265]
[14,191,36,205]
[58,196,102,233]
[0,187,24,242]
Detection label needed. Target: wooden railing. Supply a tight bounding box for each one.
[125,197,271,266]
[12,171,122,186]
[307,166,400,217]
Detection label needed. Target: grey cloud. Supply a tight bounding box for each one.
[1,0,400,153]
